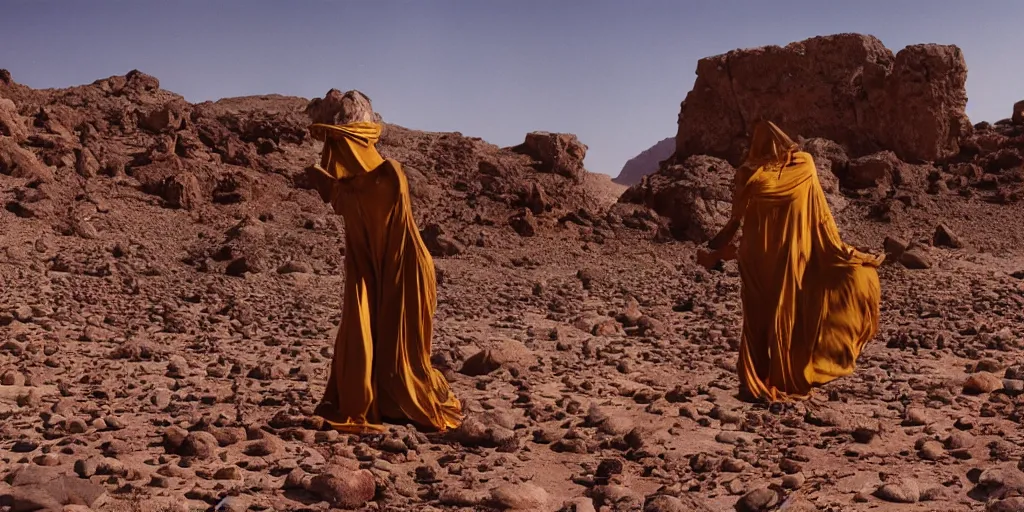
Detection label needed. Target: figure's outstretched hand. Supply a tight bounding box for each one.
[697,243,737,270]
[696,249,719,270]
[719,242,738,262]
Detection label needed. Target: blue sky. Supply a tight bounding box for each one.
[2,0,1021,177]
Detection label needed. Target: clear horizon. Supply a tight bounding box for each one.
[2,0,1021,177]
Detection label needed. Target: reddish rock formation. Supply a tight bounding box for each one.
[0,98,27,142]
[618,155,734,243]
[513,132,588,181]
[5,45,1024,512]
[674,33,970,166]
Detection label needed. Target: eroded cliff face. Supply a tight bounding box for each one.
[674,33,971,166]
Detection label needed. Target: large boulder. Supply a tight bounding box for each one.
[0,98,27,142]
[1013,100,1024,125]
[0,139,53,183]
[514,132,588,181]
[138,99,191,133]
[847,151,901,190]
[675,34,970,166]
[614,137,674,186]
[618,155,734,242]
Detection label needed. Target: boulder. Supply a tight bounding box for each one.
[1012,100,1023,125]
[675,34,969,166]
[74,147,101,178]
[3,465,108,511]
[124,69,160,93]
[138,100,190,133]
[0,98,27,142]
[933,223,965,249]
[847,151,901,190]
[0,139,53,183]
[420,223,465,257]
[308,466,376,508]
[509,209,538,237]
[514,131,588,181]
[619,155,733,243]
[490,483,550,510]
[164,172,203,210]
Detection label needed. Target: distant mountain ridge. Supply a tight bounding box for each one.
[613,136,674,186]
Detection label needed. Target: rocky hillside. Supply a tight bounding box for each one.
[0,70,636,270]
[3,32,1024,512]
[613,137,674,186]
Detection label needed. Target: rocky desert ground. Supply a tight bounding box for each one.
[2,33,1024,512]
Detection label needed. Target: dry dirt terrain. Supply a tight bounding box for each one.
[3,34,1024,512]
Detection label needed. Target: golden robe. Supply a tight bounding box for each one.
[717,122,884,401]
[309,122,463,433]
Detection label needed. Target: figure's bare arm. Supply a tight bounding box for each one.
[698,168,750,269]
[708,218,740,251]
[304,166,335,204]
[708,166,752,252]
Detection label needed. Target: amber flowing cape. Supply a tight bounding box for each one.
[310,122,463,433]
[731,150,884,402]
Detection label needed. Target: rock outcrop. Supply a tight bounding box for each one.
[618,155,734,243]
[513,132,588,181]
[614,137,675,186]
[674,33,971,166]
[0,98,27,142]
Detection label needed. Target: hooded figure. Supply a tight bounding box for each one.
[307,121,463,433]
[701,121,884,402]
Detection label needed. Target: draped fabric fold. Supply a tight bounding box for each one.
[729,121,884,401]
[309,122,386,180]
[310,122,463,433]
